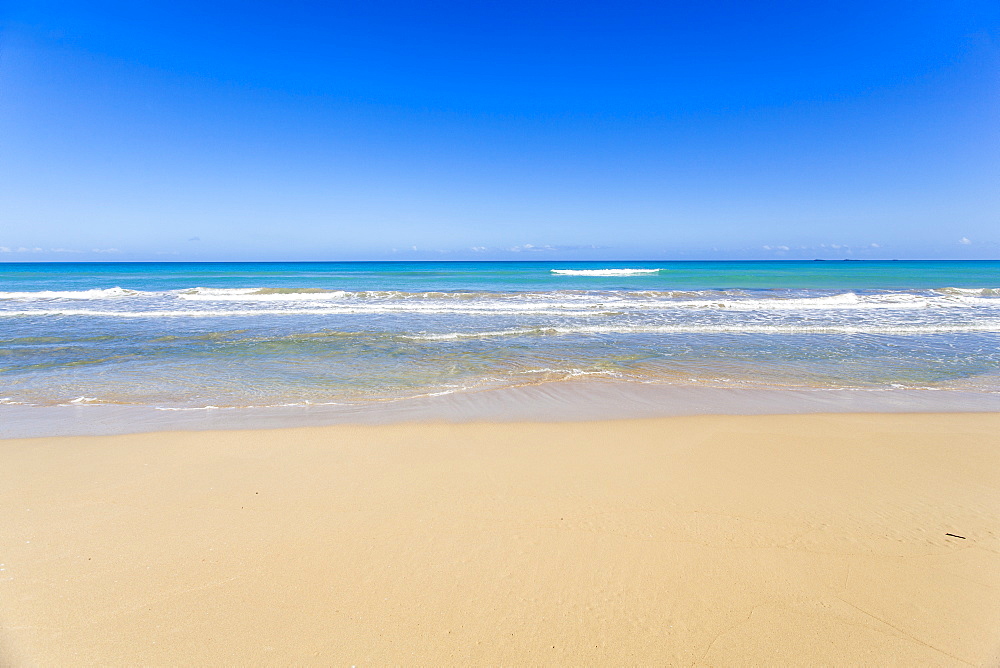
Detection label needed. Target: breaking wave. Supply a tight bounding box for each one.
[0,287,138,300]
[180,287,350,301]
[2,288,999,317]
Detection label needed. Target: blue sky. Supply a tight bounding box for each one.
[1,0,997,261]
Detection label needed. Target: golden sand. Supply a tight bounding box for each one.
[1,413,998,665]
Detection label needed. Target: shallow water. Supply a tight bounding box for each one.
[1,260,998,435]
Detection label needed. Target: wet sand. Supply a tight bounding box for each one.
[1,413,998,665]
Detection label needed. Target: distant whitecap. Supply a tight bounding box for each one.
[550,269,661,276]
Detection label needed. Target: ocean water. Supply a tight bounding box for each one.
[2,260,999,436]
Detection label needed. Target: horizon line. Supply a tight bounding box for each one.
[2,258,998,264]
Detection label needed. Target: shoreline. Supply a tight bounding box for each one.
[4,380,1000,439]
[2,412,999,665]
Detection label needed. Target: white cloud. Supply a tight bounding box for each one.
[398,243,604,255]
[91,248,119,253]
[0,247,9,253]
[776,245,790,251]
[958,237,972,245]
[870,243,880,248]
[50,248,84,253]
[508,244,559,252]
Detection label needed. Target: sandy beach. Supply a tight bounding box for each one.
[1,412,999,665]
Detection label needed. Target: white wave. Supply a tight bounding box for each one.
[179,287,349,301]
[405,328,559,340]
[672,292,915,310]
[153,405,226,411]
[2,303,999,320]
[0,287,138,300]
[936,287,1000,296]
[0,308,352,318]
[551,269,661,276]
[5,287,1000,319]
[181,287,261,296]
[171,289,998,312]
[517,368,620,378]
[405,323,1000,339]
[178,288,588,302]
[1,286,997,313]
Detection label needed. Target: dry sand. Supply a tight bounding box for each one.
[1,413,998,666]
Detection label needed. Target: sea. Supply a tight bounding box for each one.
[2,260,999,437]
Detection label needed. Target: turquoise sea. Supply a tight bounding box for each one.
[2,260,999,435]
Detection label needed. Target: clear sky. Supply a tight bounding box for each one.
[1,0,997,261]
